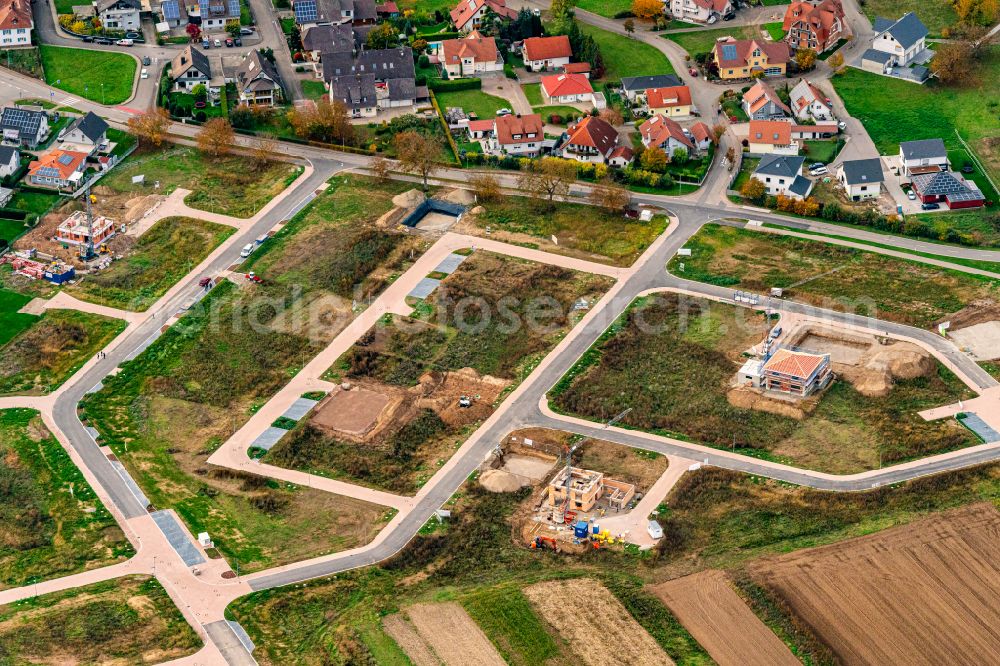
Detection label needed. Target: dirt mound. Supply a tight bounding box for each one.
[392,189,425,209]
[727,387,809,419]
[479,469,526,492]
[415,368,509,427]
[936,299,1000,331]
[838,342,934,397]
[124,195,163,223]
[439,188,475,205]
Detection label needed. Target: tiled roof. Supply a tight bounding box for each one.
[523,35,572,61]
[744,80,791,115]
[450,0,516,30]
[714,38,791,68]
[28,149,87,180]
[690,122,712,144]
[494,113,543,145]
[621,74,682,92]
[763,348,826,379]
[900,138,946,161]
[541,72,592,97]
[0,0,31,31]
[754,153,804,178]
[442,33,498,64]
[749,119,792,145]
[782,0,845,46]
[876,12,928,49]
[562,116,619,157]
[65,112,109,143]
[646,85,692,109]
[638,114,693,150]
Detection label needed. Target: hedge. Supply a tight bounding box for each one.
[428,77,482,93]
[0,208,28,220]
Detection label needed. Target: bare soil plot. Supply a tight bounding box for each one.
[402,602,506,665]
[750,503,1000,665]
[382,614,440,666]
[524,578,673,666]
[651,570,797,666]
[312,386,392,435]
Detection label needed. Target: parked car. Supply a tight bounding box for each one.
[116,38,134,46]
[225,38,234,47]
[202,38,210,48]
[82,35,94,42]
[142,55,151,65]
[214,38,222,47]
[239,27,254,35]
[907,189,916,200]
[837,120,847,130]
[921,202,940,210]
[496,108,512,116]
[688,67,698,76]
[722,11,735,20]
[140,68,148,79]
[95,37,112,45]
[809,162,824,170]
[234,37,242,46]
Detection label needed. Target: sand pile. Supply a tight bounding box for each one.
[839,344,934,397]
[392,189,425,209]
[439,188,475,205]
[479,469,526,492]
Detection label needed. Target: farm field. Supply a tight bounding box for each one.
[267,251,612,493]
[0,576,201,663]
[669,223,1000,329]
[38,45,136,105]
[81,176,425,572]
[524,579,673,666]
[750,503,1000,663]
[651,570,798,666]
[435,89,512,119]
[69,216,234,311]
[101,146,301,218]
[551,292,977,472]
[455,196,669,266]
[665,25,759,57]
[0,409,131,590]
[386,602,506,665]
[0,309,125,395]
[579,23,675,79]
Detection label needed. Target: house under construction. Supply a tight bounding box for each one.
[55,210,116,247]
[547,466,635,513]
[758,348,832,397]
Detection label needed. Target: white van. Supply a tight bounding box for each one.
[240,243,255,258]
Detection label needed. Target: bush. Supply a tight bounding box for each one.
[194,110,207,122]
[428,77,482,92]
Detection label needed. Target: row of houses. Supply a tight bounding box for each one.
[743,78,835,125]
[171,47,285,107]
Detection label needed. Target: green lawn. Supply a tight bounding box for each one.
[0,409,132,589]
[396,0,453,12]
[0,219,26,245]
[802,139,844,163]
[574,0,632,18]
[832,50,1000,200]
[858,0,958,36]
[535,105,588,124]
[7,191,60,222]
[579,23,674,80]
[665,24,758,56]
[763,21,786,41]
[69,217,234,311]
[301,79,327,101]
[434,88,512,119]
[39,45,136,106]
[521,82,543,107]
[102,146,301,218]
[0,288,36,348]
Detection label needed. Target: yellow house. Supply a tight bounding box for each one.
[646,85,693,117]
[712,38,792,80]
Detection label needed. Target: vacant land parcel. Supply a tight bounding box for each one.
[670,224,1000,328]
[750,503,1000,664]
[267,251,612,493]
[552,293,976,472]
[0,409,130,589]
[0,575,200,664]
[69,216,234,311]
[82,176,425,571]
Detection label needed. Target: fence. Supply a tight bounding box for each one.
[69,142,138,198]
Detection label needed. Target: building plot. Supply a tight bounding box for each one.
[651,570,797,666]
[383,602,506,666]
[750,503,1000,665]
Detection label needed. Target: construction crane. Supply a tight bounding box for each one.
[78,189,98,262]
[557,408,633,522]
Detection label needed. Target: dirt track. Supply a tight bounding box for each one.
[750,503,1000,665]
[525,579,673,666]
[651,570,798,666]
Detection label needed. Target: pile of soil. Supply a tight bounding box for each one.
[439,188,475,205]
[936,299,1000,331]
[479,469,526,493]
[838,343,934,398]
[392,189,425,209]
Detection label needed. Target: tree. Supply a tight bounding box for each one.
[588,180,630,213]
[827,51,844,71]
[287,99,354,144]
[289,24,303,52]
[197,118,235,158]
[366,22,398,49]
[632,0,662,20]
[623,19,635,37]
[127,107,170,148]
[712,123,726,141]
[517,157,577,207]
[394,131,440,190]
[191,83,207,104]
[725,145,736,165]
[470,173,502,202]
[640,146,667,172]
[186,23,201,42]
[672,147,688,164]
[741,177,767,204]
[249,133,277,170]
[226,19,241,38]
[370,156,391,183]
[600,106,623,126]
[795,48,817,71]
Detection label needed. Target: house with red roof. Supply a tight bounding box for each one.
[638,115,694,159]
[788,78,833,121]
[712,38,791,80]
[646,85,692,117]
[540,72,594,105]
[760,348,832,397]
[440,32,501,77]
[689,122,713,151]
[669,0,732,24]
[782,0,849,54]
[375,1,398,17]
[522,35,573,72]
[747,119,798,155]
[558,116,627,165]
[27,150,89,191]
[483,113,545,156]
[449,0,517,33]
[0,0,32,47]
[742,80,791,121]
[911,171,985,210]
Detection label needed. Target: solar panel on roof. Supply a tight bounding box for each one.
[227,0,239,15]
[721,44,737,61]
[295,0,317,21]
[162,0,180,19]
[37,167,60,178]
[57,154,75,165]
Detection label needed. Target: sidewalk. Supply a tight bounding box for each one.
[598,455,693,548]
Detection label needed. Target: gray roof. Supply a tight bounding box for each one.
[620,74,682,92]
[872,17,894,32]
[0,145,18,164]
[171,45,211,80]
[876,12,928,49]
[787,174,813,197]
[96,0,141,11]
[900,137,946,161]
[354,0,376,21]
[235,50,282,94]
[330,73,378,109]
[322,47,414,83]
[861,48,893,64]
[839,158,884,185]
[0,107,46,140]
[754,154,805,179]
[386,77,415,102]
[302,23,354,52]
[912,171,982,201]
[66,111,109,143]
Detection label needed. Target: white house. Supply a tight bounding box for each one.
[865,12,929,68]
[899,138,948,177]
[753,154,812,199]
[837,158,884,201]
[522,35,572,72]
[171,46,213,93]
[540,73,594,105]
[669,0,732,24]
[742,80,791,121]
[0,107,48,148]
[788,79,833,122]
[96,0,142,31]
[747,119,799,156]
[483,113,544,156]
[0,0,32,48]
[0,145,18,178]
[60,112,109,153]
[440,32,502,78]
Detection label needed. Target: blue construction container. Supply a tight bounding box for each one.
[592,524,600,535]
[45,266,76,284]
[573,521,589,538]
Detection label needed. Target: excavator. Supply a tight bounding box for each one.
[530,535,559,552]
